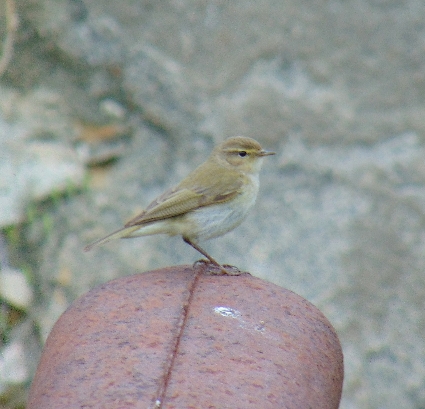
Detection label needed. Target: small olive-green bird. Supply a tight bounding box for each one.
[84,136,275,273]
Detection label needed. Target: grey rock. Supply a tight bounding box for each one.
[123,44,202,136]
[0,139,85,227]
[0,319,41,402]
[0,87,85,227]
[0,267,34,309]
[0,341,28,394]
[29,0,124,66]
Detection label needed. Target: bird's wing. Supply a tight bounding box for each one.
[125,165,244,227]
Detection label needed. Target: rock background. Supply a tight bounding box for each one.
[0,0,424,407]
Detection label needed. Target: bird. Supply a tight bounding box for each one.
[84,136,275,274]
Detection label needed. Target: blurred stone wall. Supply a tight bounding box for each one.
[1,0,425,407]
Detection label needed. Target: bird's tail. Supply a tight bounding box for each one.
[83,225,141,252]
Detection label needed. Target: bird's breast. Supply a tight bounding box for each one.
[181,175,259,241]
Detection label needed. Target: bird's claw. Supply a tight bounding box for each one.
[193,260,247,276]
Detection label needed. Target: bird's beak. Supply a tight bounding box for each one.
[259,150,276,157]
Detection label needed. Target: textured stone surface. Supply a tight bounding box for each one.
[27,266,343,409]
[0,87,85,227]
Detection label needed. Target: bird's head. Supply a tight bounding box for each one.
[214,136,275,174]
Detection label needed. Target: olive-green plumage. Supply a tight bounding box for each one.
[84,136,274,273]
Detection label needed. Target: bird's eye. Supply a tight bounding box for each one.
[238,151,247,157]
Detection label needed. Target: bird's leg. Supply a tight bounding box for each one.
[183,237,230,275]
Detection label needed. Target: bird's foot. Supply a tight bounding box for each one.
[193,260,247,276]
